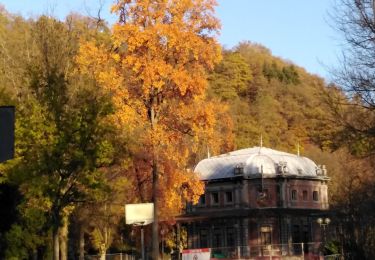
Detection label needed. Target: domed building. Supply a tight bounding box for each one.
[179,147,329,258]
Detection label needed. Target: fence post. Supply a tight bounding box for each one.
[301,243,304,259]
[270,244,272,260]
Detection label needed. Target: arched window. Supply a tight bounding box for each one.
[313,191,319,201]
[291,190,297,200]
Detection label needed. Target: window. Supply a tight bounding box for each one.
[258,189,268,200]
[303,225,310,243]
[199,194,206,205]
[213,229,222,248]
[200,229,208,248]
[292,225,300,243]
[292,225,302,253]
[260,226,272,245]
[211,192,219,205]
[226,227,235,246]
[225,191,233,203]
[291,190,297,200]
[303,190,308,201]
[303,225,310,253]
[234,164,244,175]
[313,191,319,201]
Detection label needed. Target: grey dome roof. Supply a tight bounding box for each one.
[194,147,320,180]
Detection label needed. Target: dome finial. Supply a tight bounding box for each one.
[258,134,263,154]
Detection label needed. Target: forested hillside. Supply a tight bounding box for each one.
[208,42,336,152]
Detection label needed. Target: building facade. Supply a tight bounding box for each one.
[179,147,329,258]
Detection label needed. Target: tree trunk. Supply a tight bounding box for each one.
[60,218,68,260]
[150,105,160,260]
[53,226,60,260]
[152,158,159,260]
[32,249,38,260]
[100,235,107,260]
[79,225,85,260]
[100,251,106,260]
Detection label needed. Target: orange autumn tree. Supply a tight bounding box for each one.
[77,0,223,257]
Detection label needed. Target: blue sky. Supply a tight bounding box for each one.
[0,0,340,79]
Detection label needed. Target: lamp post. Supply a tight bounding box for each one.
[317,217,330,255]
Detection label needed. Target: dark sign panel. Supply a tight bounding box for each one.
[0,106,15,163]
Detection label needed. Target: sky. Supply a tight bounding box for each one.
[0,0,341,79]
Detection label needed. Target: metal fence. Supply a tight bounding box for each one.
[86,244,342,260]
[85,253,138,260]
[324,255,342,260]
[205,242,323,259]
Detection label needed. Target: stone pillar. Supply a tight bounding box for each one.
[193,222,198,248]
[235,184,241,208]
[280,216,289,244]
[242,218,250,257]
[242,179,249,207]
[235,219,241,257]
[281,179,287,208]
[209,222,214,248]
[280,216,290,255]
[287,217,293,255]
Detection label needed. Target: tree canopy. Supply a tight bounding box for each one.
[77,0,227,258]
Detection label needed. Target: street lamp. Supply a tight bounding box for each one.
[317,217,330,229]
[317,217,330,255]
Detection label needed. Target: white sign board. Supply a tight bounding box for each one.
[182,248,211,260]
[125,203,154,225]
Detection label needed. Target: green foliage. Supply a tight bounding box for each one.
[0,9,119,258]
[4,204,51,258]
[5,225,29,259]
[325,240,341,255]
[263,62,300,84]
[209,51,253,100]
[208,41,337,151]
